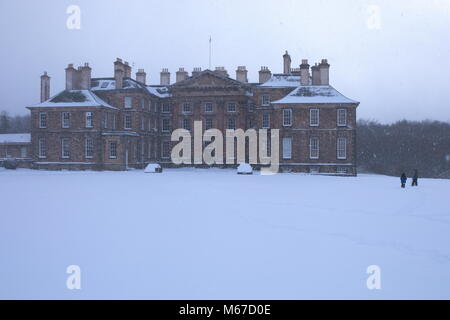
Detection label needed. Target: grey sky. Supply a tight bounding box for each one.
[0,0,449,123]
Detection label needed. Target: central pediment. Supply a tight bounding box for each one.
[170,70,245,89]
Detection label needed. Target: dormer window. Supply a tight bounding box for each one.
[262,95,270,106]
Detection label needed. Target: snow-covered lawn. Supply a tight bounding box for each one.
[1,168,450,299]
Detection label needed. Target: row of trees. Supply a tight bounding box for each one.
[357,120,450,178]
[1,111,449,178]
[0,111,30,134]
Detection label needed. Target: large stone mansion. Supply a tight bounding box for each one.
[2,51,360,174]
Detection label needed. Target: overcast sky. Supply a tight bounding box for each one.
[0,0,449,123]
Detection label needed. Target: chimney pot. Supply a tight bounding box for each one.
[160,68,171,85]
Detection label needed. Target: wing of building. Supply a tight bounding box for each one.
[24,53,360,175]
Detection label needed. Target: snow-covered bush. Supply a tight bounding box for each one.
[4,158,18,170]
[144,163,162,173]
[237,163,253,175]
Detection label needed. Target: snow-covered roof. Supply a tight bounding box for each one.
[146,86,171,98]
[91,78,143,91]
[29,90,118,109]
[272,85,358,104]
[0,133,31,144]
[259,74,302,88]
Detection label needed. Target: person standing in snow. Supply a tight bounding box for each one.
[400,173,407,188]
[412,169,418,186]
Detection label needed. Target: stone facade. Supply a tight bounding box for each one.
[25,52,360,175]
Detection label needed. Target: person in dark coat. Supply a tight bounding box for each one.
[400,173,407,188]
[412,169,418,186]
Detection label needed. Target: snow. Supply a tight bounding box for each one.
[258,74,301,88]
[0,133,30,144]
[1,169,450,299]
[272,85,358,104]
[146,86,171,98]
[237,163,253,174]
[144,163,162,173]
[30,90,118,109]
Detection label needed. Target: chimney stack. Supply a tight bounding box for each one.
[214,67,228,77]
[114,58,125,89]
[192,67,202,77]
[40,72,50,102]
[80,63,91,90]
[300,59,310,86]
[283,51,291,74]
[176,67,188,82]
[311,63,320,85]
[136,69,146,84]
[160,68,170,85]
[124,61,132,78]
[319,59,330,85]
[236,66,248,83]
[65,64,76,90]
[258,66,272,83]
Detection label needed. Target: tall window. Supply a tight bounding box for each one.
[39,112,47,128]
[337,108,347,126]
[141,98,145,110]
[141,117,145,130]
[124,113,132,129]
[262,95,270,106]
[310,109,319,126]
[102,113,108,129]
[162,118,171,132]
[148,141,152,158]
[282,109,292,127]
[112,114,117,130]
[61,138,70,159]
[124,96,132,108]
[109,141,117,159]
[183,118,191,131]
[227,118,236,130]
[161,141,171,159]
[182,102,192,113]
[227,102,237,113]
[309,137,319,159]
[262,112,270,129]
[205,118,213,130]
[282,137,292,159]
[85,137,94,158]
[337,137,347,159]
[204,102,213,113]
[38,138,46,158]
[62,112,70,128]
[85,112,93,128]
[20,147,27,158]
[162,103,170,113]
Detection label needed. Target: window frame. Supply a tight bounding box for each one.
[309,137,320,159]
[309,108,320,127]
[262,112,270,129]
[204,102,213,113]
[337,137,347,160]
[109,141,117,159]
[282,109,292,127]
[337,108,347,126]
[85,137,94,159]
[61,138,70,159]
[62,112,70,128]
[124,96,133,109]
[38,138,46,158]
[261,95,271,106]
[85,112,94,128]
[39,112,47,128]
[282,137,292,159]
[227,117,236,130]
[182,102,192,114]
[124,113,132,130]
[161,141,171,159]
[226,102,237,113]
[161,118,171,133]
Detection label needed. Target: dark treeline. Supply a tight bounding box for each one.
[1,111,449,178]
[0,111,30,134]
[357,119,450,178]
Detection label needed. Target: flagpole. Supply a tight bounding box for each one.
[209,36,212,70]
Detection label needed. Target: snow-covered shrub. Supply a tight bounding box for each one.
[237,163,253,175]
[144,163,162,173]
[4,158,18,170]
